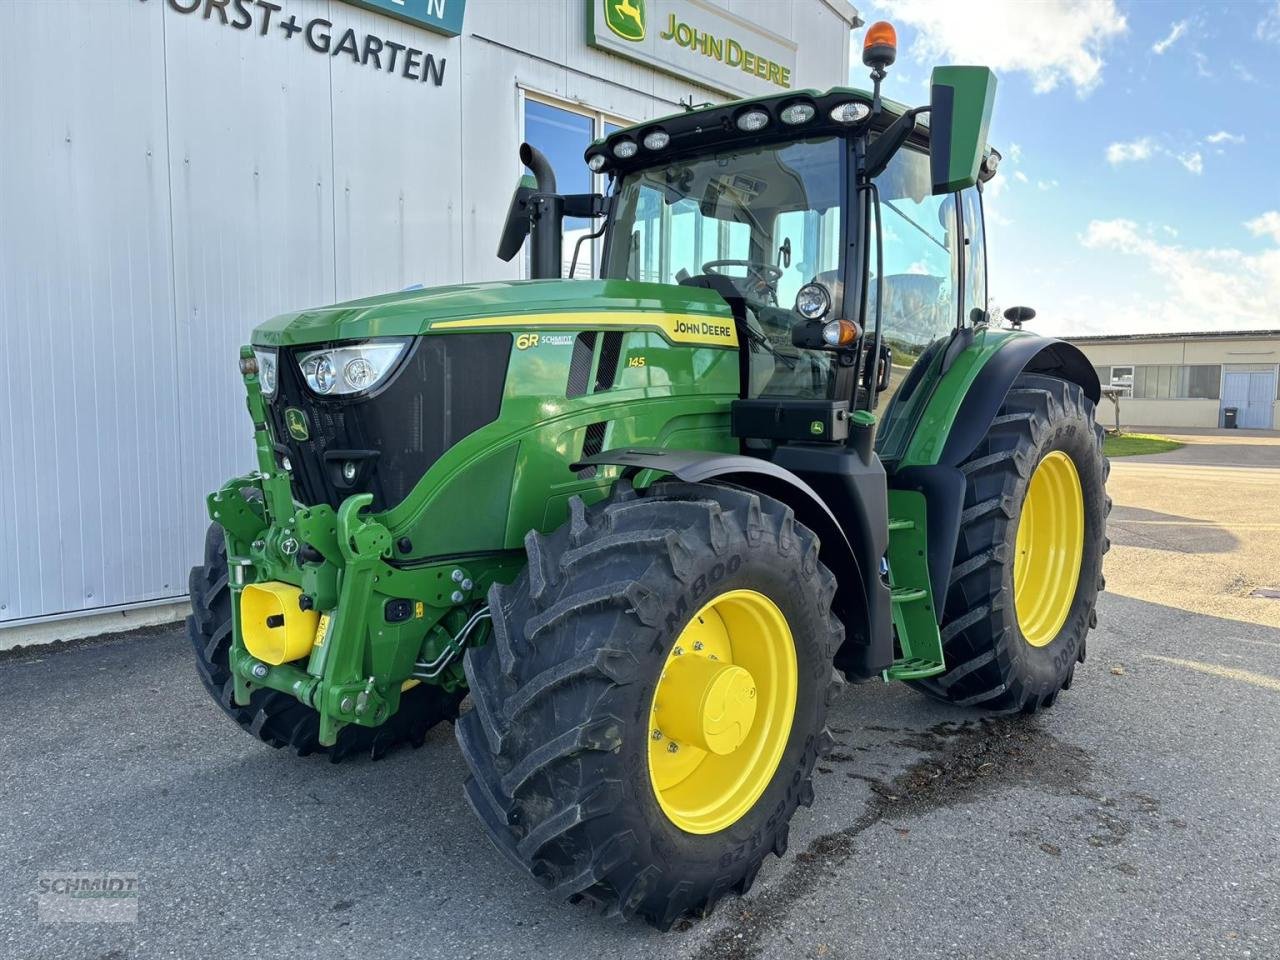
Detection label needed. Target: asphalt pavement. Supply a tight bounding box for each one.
[2,430,1278,960]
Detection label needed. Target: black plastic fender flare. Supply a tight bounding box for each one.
[938,336,1100,468]
[573,447,875,660]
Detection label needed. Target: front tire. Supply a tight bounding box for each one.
[914,373,1110,712]
[456,482,842,929]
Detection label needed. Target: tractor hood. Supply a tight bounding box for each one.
[251,279,732,347]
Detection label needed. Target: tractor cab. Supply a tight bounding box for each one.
[502,30,1000,471]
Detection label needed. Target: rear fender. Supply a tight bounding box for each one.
[574,447,883,676]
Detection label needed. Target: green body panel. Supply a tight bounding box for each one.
[252,278,732,347]
[896,327,1035,468]
[213,280,740,745]
[928,66,997,194]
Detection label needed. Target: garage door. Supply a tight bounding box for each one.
[1222,371,1276,428]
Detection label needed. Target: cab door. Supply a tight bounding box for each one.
[865,145,984,465]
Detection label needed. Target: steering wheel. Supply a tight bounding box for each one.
[702,260,784,288]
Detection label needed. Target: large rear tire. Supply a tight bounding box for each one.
[913,373,1110,712]
[187,523,464,761]
[456,482,842,929]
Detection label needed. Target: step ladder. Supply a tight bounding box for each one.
[882,490,946,681]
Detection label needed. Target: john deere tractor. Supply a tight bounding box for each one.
[189,24,1108,929]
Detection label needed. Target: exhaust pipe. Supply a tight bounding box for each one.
[519,142,563,279]
[519,142,557,194]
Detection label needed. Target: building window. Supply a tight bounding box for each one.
[1095,365,1134,396]
[521,94,631,279]
[1131,364,1221,399]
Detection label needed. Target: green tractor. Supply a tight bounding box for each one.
[189,25,1108,929]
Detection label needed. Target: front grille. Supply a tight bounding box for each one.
[267,333,512,511]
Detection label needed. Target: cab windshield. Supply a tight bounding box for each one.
[602,137,845,399]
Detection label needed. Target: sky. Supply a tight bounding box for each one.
[850,0,1280,336]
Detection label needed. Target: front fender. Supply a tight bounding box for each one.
[890,329,1101,611]
[900,329,1100,470]
[574,447,887,678]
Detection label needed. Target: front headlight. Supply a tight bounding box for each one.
[297,339,410,396]
[253,348,278,397]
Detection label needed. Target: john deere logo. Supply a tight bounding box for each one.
[605,0,645,41]
[284,407,310,441]
[809,420,824,436]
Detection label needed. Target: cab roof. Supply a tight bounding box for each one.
[586,86,927,176]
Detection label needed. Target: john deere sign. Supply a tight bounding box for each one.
[604,0,647,41]
[588,0,797,97]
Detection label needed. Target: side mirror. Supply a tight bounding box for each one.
[496,174,537,263]
[928,66,997,195]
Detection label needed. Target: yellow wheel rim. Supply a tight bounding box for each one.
[647,589,797,835]
[1013,450,1085,647]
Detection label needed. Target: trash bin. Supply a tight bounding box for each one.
[1224,407,1238,428]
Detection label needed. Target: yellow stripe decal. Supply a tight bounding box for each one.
[431,311,738,348]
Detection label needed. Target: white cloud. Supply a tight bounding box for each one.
[1151,19,1188,55]
[1080,219,1280,331]
[1232,62,1259,84]
[1245,211,1280,244]
[1014,170,1029,183]
[1007,142,1023,163]
[1106,137,1155,165]
[1258,1,1280,43]
[876,0,1127,96]
[1106,137,1221,174]
[1205,131,1245,145]
[1037,179,1059,191]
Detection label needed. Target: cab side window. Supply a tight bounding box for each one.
[961,187,988,323]
[866,147,961,365]
[869,145,962,461]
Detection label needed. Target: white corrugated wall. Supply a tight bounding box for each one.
[0,0,853,626]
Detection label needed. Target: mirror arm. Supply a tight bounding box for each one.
[864,105,929,181]
[562,193,611,219]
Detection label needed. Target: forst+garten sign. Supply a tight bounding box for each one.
[151,0,462,87]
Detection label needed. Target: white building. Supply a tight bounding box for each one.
[1067,330,1280,431]
[0,0,859,640]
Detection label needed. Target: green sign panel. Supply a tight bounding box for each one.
[604,0,646,41]
[340,0,466,37]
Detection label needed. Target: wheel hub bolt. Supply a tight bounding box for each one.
[651,729,663,741]
[692,641,704,651]
[667,741,679,753]
[673,646,684,656]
